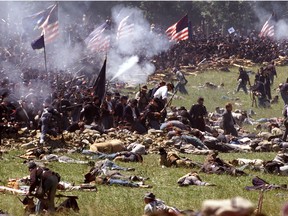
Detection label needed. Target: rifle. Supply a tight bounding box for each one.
[65,75,86,85]
[197,58,206,66]
[66,67,85,90]
[256,189,265,214]
[160,89,178,113]
[15,193,78,199]
[251,91,258,108]
[138,84,142,98]
[0,186,26,195]
[55,194,78,199]
[65,104,83,110]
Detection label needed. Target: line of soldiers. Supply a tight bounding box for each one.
[153,31,284,70]
[0,72,179,144]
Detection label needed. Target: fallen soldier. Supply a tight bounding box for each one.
[245,176,287,191]
[39,154,89,164]
[94,159,135,171]
[160,120,189,131]
[177,172,216,187]
[200,196,254,216]
[126,143,146,155]
[167,130,208,151]
[19,147,49,160]
[229,158,264,170]
[158,148,202,168]
[113,151,143,163]
[82,150,143,163]
[84,166,145,184]
[263,151,288,175]
[199,151,247,176]
[83,159,136,183]
[57,182,97,192]
[82,150,119,160]
[143,192,180,216]
[94,175,151,188]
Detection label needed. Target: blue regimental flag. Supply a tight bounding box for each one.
[31,34,45,50]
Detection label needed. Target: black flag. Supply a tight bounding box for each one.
[93,59,106,102]
[31,35,45,50]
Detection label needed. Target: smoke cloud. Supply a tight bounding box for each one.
[0,2,171,103]
[106,5,171,84]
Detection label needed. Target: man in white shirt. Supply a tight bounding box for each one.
[153,83,174,122]
[153,83,174,105]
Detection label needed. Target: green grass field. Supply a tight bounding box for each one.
[171,65,285,118]
[1,65,288,216]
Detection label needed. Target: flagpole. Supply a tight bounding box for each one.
[43,39,48,81]
[44,45,48,74]
[103,54,108,104]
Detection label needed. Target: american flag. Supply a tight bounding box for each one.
[116,15,135,40]
[39,4,59,44]
[259,13,275,38]
[166,15,189,42]
[85,21,111,53]
[22,4,55,32]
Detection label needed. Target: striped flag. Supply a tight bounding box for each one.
[259,13,275,38]
[116,15,134,40]
[22,4,55,32]
[39,4,59,44]
[85,21,111,53]
[166,15,189,42]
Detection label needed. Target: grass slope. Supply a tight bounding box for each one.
[171,65,285,119]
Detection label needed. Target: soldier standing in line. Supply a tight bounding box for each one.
[135,85,150,113]
[100,92,115,129]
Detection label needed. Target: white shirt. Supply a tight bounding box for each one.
[153,86,168,100]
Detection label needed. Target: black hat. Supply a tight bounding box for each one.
[27,161,37,169]
[141,85,148,90]
[178,106,186,111]
[130,99,138,105]
[159,147,167,155]
[144,192,155,200]
[197,97,204,102]
[120,95,128,101]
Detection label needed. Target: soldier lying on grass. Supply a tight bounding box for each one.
[158,147,202,168]
[177,172,216,187]
[199,151,247,176]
